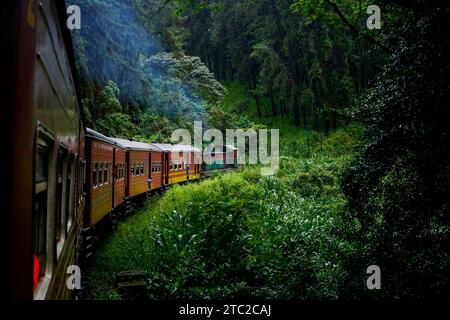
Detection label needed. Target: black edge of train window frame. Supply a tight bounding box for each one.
[33,121,56,300]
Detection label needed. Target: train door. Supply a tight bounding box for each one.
[164,152,169,186]
[112,148,116,208]
[125,152,130,197]
[148,151,152,191]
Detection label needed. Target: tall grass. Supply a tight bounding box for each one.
[85,125,361,300]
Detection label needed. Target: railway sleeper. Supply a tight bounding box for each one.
[116,271,148,301]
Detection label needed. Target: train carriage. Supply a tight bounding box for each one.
[1,0,240,301]
[1,0,85,300]
[152,144,202,185]
[110,139,162,197]
[85,129,118,227]
[203,145,239,176]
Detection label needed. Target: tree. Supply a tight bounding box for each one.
[97,80,122,117]
[340,0,450,298]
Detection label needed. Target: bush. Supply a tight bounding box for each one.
[85,125,359,300]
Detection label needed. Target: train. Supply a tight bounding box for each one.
[1,0,237,300]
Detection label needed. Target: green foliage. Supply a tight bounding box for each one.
[145,52,227,106]
[340,1,450,299]
[98,80,122,114]
[85,125,360,300]
[179,0,380,128]
[95,113,140,139]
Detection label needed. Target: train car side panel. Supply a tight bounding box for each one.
[113,147,126,208]
[88,140,114,226]
[128,151,150,197]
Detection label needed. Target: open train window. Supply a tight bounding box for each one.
[66,156,75,232]
[55,147,67,259]
[33,124,56,299]
[104,162,109,184]
[78,160,84,206]
[34,144,49,284]
[93,162,98,188]
[141,163,144,175]
[99,162,104,185]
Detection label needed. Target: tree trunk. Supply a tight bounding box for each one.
[332,109,338,131]
[323,109,330,135]
[255,95,262,118]
[269,87,277,117]
[279,99,285,118]
[312,107,320,131]
[302,103,308,130]
[293,94,301,127]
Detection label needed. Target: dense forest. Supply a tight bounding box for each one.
[73,0,386,137]
[73,0,450,300]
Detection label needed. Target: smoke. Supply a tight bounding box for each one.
[70,0,211,121]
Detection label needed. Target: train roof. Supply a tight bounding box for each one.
[204,144,239,152]
[150,143,173,151]
[109,138,161,152]
[152,143,202,153]
[86,128,120,146]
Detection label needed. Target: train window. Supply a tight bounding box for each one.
[170,161,173,171]
[131,163,135,176]
[33,126,56,298]
[141,163,144,175]
[34,144,49,285]
[93,162,98,188]
[104,162,108,185]
[55,150,66,258]
[78,160,83,206]
[98,162,103,186]
[65,157,74,238]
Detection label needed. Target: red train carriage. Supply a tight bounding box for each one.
[85,129,125,226]
[152,144,202,185]
[110,139,162,197]
[1,0,85,300]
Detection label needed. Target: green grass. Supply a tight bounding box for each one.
[84,116,361,299]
